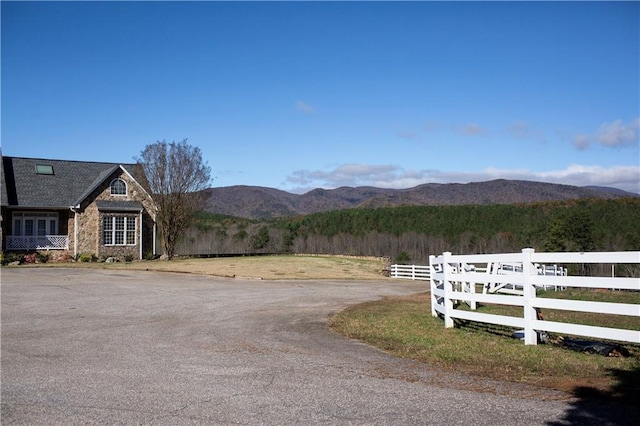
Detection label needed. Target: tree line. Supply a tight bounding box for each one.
[176,198,640,265]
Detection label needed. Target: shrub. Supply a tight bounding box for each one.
[124,254,134,263]
[23,253,38,264]
[144,251,156,261]
[2,253,22,265]
[395,251,412,265]
[36,252,50,263]
[78,253,96,263]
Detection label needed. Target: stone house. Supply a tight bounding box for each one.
[1,155,157,260]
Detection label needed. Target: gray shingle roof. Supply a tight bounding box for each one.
[95,200,144,212]
[1,156,147,208]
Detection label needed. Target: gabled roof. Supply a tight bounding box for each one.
[1,156,150,209]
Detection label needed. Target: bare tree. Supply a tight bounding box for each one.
[137,140,211,259]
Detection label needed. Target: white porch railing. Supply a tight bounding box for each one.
[429,249,640,345]
[6,235,69,250]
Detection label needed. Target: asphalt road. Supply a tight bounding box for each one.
[1,268,635,425]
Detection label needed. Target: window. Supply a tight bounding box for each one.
[103,215,136,246]
[110,178,127,196]
[35,164,54,175]
[37,219,47,236]
[12,212,58,236]
[25,220,34,236]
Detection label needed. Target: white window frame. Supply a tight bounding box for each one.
[110,178,127,196]
[103,215,136,246]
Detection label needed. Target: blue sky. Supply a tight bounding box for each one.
[2,1,639,194]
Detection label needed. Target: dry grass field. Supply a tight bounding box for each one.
[27,254,389,280]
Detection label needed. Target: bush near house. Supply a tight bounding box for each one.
[1,251,52,264]
[78,253,98,263]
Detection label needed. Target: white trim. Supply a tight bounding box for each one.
[139,210,143,260]
[102,215,137,246]
[71,206,79,258]
[153,221,157,256]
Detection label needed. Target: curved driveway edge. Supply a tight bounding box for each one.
[1,268,634,424]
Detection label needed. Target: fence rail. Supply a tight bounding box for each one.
[6,235,69,250]
[428,249,640,345]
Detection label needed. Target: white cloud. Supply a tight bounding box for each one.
[285,163,640,194]
[288,164,400,189]
[294,101,315,115]
[535,164,640,190]
[569,118,639,150]
[595,118,639,147]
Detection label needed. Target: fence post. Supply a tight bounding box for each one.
[442,252,454,328]
[464,263,477,310]
[429,255,436,317]
[522,248,537,345]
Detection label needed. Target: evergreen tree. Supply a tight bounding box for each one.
[251,226,271,251]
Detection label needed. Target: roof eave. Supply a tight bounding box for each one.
[72,165,119,207]
[1,205,72,210]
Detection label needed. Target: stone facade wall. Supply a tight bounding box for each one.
[67,212,75,256]
[76,203,100,257]
[74,168,156,260]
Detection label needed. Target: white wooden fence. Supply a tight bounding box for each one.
[428,249,640,345]
[392,250,640,345]
[389,264,431,281]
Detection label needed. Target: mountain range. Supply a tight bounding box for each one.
[201,179,638,219]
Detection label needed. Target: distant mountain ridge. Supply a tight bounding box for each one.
[201,179,638,219]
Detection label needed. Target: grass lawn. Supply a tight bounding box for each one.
[329,290,640,404]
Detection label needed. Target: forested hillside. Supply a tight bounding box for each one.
[200,179,634,219]
[177,198,640,264]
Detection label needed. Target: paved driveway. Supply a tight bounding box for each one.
[1,268,633,425]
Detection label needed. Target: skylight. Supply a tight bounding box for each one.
[35,164,54,175]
